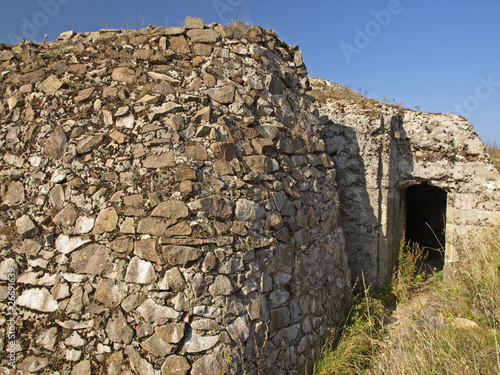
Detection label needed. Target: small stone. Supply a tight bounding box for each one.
[125,257,157,284]
[16,215,38,238]
[174,165,197,182]
[156,322,185,344]
[49,184,65,208]
[106,309,134,344]
[3,152,24,168]
[169,36,190,54]
[187,29,219,43]
[187,195,234,220]
[208,275,234,296]
[16,288,58,312]
[161,355,190,375]
[191,318,222,331]
[17,356,50,373]
[110,130,128,144]
[151,200,189,219]
[184,144,208,160]
[53,204,78,228]
[252,137,275,154]
[95,278,123,308]
[55,234,90,254]
[111,67,136,85]
[141,333,175,357]
[65,332,85,347]
[235,199,265,223]
[163,245,202,267]
[76,134,104,154]
[206,85,235,104]
[0,258,18,280]
[74,216,95,234]
[70,243,114,276]
[153,81,174,95]
[116,114,135,128]
[165,221,192,237]
[185,16,204,29]
[143,151,175,168]
[74,87,94,103]
[227,315,251,343]
[94,207,118,233]
[120,217,136,234]
[158,267,186,291]
[149,102,183,121]
[2,181,25,206]
[125,346,155,375]
[44,126,67,158]
[134,238,161,264]
[71,360,91,375]
[36,327,58,351]
[137,217,167,236]
[38,76,62,95]
[137,299,182,324]
[183,331,219,353]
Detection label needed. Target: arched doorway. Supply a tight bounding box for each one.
[404,183,447,271]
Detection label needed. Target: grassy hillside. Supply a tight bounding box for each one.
[486,142,500,172]
[314,227,500,374]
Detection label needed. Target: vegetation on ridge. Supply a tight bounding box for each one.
[314,227,500,374]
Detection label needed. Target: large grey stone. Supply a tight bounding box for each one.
[185,16,204,29]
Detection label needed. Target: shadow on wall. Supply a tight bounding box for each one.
[320,113,415,285]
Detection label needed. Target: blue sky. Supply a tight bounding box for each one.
[1,0,499,143]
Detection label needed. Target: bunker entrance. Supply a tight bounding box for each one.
[404,184,447,272]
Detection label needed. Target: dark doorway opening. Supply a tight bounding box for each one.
[405,184,447,272]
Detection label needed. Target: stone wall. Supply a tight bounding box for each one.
[0,19,351,374]
[314,78,500,285]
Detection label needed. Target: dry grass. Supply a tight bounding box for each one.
[314,227,500,375]
[486,142,500,172]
